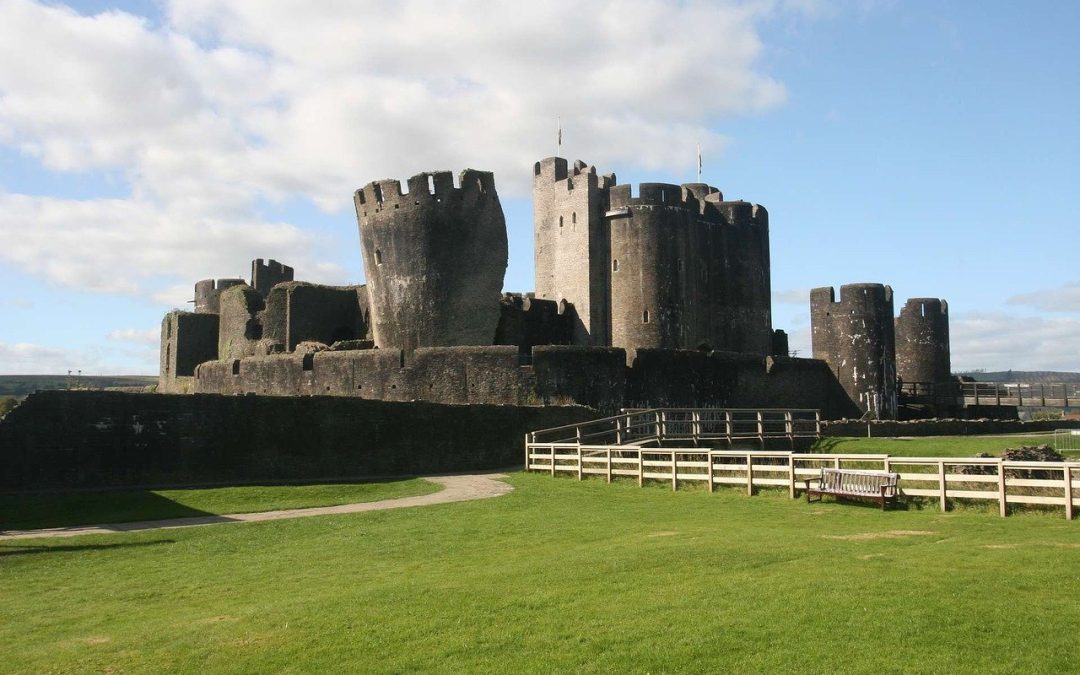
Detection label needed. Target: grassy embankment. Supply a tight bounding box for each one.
[1,470,1077,673]
[0,480,441,531]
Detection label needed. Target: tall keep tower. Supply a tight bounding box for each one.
[895,298,951,385]
[533,158,616,345]
[811,283,897,419]
[355,169,508,351]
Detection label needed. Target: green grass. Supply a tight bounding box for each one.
[812,433,1080,458]
[0,479,441,531]
[2,472,1078,673]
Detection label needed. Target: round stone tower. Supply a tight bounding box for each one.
[606,182,771,355]
[895,297,951,385]
[354,169,508,351]
[810,283,897,419]
[194,278,245,314]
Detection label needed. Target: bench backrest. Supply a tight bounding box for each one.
[819,468,898,495]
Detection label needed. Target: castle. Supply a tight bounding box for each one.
[159,157,954,420]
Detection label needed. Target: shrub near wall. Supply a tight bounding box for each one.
[0,391,596,491]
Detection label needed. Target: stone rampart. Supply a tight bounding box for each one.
[0,391,596,491]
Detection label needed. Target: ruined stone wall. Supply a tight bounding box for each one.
[261,282,368,351]
[158,311,219,394]
[0,391,596,491]
[532,158,616,346]
[217,284,266,360]
[356,170,507,351]
[896,297,951,384]
[810,283,897,419]
[493,294,574,352]
[194,278,245,314]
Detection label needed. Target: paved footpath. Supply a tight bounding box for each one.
[0,473,512,541]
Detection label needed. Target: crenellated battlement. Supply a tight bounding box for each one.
[811,283,894,310]
[532,157,616,192]
[899,297,948,318]
[354,169,497,219]
[608,182,765,226]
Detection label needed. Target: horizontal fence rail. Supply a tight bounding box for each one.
[527,407,821,450]
[524,444,1080,520]
[900,381,1080,408]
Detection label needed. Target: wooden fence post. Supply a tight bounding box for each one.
[997,461,1007,517]
[550,445,556,477]
[746,453,754,496]
[1065,465,1074,521]
[606,448,612,484]
[577,446,583,481]
[756,411,764,449]
[938,461,947,511]
[638,450,644,487]
[671,451,678,491]
[787,454,796,499]
[707,451,715,493]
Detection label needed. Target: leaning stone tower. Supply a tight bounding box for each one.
[354,169,508,351]
[810,283,897,419]
[895,298,951,385]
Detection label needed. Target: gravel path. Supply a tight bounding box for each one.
[0,472,512,541]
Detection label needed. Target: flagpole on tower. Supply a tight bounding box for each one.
[557,116,562,158]
[697,143,702,183]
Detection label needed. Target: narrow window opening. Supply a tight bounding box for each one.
[612,259,619,272]
[232,360,241,375]
[643,308,651,324]
[559,216,564,228]
[165,345,170,373]
[373,184,383,203]
[427,175,435,193]
[375,249,383,265]
[921,304,926,317]
[572,211,577,224]
[302,353,315,371]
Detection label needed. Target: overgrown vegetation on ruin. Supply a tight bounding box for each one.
[2,471,1077,672]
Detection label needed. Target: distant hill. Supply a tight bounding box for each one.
[957,371,1080,383]
[0,375,157,398]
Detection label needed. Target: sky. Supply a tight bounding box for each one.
[0,0,1078,375]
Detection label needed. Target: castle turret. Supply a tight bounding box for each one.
[355,169,508,351]
[896,298,951,385]
[251,258,294,297]
[533,158,616,345]
[810,283,897,419]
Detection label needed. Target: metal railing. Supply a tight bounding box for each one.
[527,407,821,450]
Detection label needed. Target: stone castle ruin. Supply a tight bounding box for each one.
[159,158,954,420]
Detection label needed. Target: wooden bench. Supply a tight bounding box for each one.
[805,468,899,510]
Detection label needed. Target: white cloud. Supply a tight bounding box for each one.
[106,328,160,345]
[950,312,1080,372]
[1007,281,1080,313]
[0,0,803,302]
[772,288,809,305]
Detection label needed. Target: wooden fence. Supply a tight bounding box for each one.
[524,444,1080,520]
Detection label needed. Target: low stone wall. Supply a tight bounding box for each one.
[822,418,1080,437]
[0,391,596,492]
[192,346,855,417]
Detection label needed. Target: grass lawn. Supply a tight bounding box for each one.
[2,472,1078,673]
[812,433,1080,458]
[0,479,441,531]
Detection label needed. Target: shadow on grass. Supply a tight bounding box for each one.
[0,539,175,557]
[0,491,217,531]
